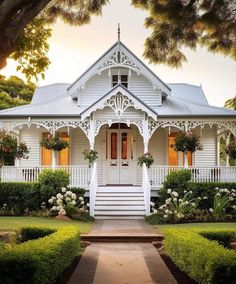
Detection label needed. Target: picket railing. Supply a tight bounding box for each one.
[149,166,236,187]
[1,165,91,187]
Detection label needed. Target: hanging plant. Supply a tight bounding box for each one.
[83,149,98,167]
[171,131,203,153]
[40,132,69,151]
[138,152,154,168]
[225,145,236,160]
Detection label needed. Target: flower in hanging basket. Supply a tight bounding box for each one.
[138,152,154,168]
[171,131,203,153]
[225,144,236,160]
[40,132,69,151]
[83,149,98,167]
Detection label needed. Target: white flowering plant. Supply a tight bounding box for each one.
[158,189,201,222]
[48,187,88,218]
[209,188,236,221]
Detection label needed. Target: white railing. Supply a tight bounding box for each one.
[149,166,236,187]
[89,162,97,217]
[142,163,151,215]
[1,165,91,187]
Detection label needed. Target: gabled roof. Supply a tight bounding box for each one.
[80,84,158,120]
[168,83,209,106]
[67,41,171,96]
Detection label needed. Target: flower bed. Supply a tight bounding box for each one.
[164,229,236,284]
[0,226,80,284]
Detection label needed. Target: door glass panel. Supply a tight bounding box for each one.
[111,133,118,159]
[121,133,128,159]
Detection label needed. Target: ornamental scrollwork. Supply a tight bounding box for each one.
[103,92,136,119]
[97,51,140,74]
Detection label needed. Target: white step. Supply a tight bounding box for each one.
[95,205,145,210]
[96,196,144,201]
[95,216,145,220]
[96,193,144,197]
[94,211,146,216]
[96,200,145,205]
[97,187,142,192]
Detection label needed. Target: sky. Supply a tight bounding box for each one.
[1,0,236,107]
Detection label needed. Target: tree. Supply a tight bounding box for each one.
[0,130,29,165]
[132,0,236,67]
[0,1,235,78]
[0,75,36,110]
[224,96,236,110]
[0,0,109,79]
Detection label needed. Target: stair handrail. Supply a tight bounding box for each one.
[142,163,151,215]
[89,161,97,217]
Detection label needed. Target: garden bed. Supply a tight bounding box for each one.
[164,229,236,284]
[0,226,80,284]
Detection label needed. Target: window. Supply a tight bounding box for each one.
[112,75,128,88]
[121,133,128,160]
[111,132,118,159]
[168,133,192,166]
[41,132,69,166]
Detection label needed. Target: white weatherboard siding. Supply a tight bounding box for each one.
[95,129,103,185]
[78,71,110,108]
[19,126,41,166]
[195,126,217,166]
[70,128,89,165]
[149,128,167,165]
[129,73,162,107]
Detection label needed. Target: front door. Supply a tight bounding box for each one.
[107,127,132,184]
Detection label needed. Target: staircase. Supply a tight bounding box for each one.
[94,186,146,219]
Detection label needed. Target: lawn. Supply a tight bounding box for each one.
[0,216,92,234]
[154,222,236,233]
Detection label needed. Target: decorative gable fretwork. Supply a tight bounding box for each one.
[148,119,236,138]
[97,51,141,75]
[80,86,157,121]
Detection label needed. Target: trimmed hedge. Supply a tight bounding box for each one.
[0,182,85,215]
[199,230,236,248]
[17,227,56,243]
[0,182,41,214]
[0,226,80,284]
[158,181,236,209]
[164,229,236,284]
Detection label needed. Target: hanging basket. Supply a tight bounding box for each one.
[171,131,203,153]
[138,153,154,168]
[40,132,69,151]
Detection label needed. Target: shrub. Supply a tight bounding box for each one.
[38,169,69,204]
[187,182,236,209]
[0,182,42,214]
[0,182,85,215]
[0,226,80,284]
[164,229,236,284]
[17,227,55,243]
[199,230,235,248]
[158,170,191,204]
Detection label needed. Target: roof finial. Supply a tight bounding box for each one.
[118,23,120,43]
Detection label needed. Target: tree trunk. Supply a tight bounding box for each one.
[0,0,52,69]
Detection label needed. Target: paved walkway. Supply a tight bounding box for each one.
[87,219,159,236]
[68,220,177,284]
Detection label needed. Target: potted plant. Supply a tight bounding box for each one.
[40,132,69,151]
[171,131,203,167]
[138,152,154,168]
[83,149,98,167]
[225,144,236,160]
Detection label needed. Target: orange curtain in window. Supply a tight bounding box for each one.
[168,133,178,166]
[41,133,69,166]
[186,151,192,166]
[58,133,69,166]
[42,133,52,165]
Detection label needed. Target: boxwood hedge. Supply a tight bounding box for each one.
[0,226,80,284]
[0,182,85,215]
[164,229,236,284]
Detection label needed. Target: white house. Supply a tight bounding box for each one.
[0,38,236,218]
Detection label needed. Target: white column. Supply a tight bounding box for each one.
[143,116,149,153]
[225,132,230,166]
[216,135,221,166]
